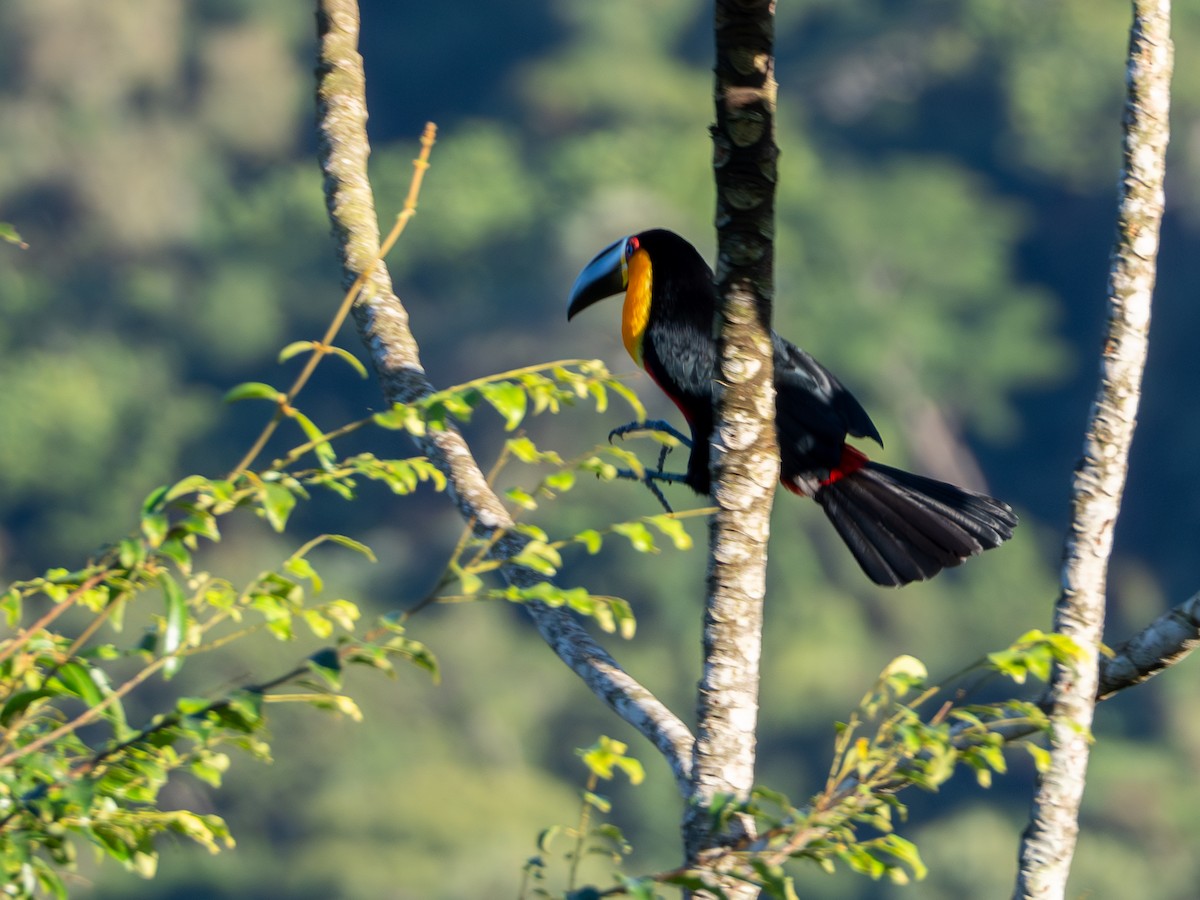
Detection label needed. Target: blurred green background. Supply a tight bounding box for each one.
[3,0,1200,897]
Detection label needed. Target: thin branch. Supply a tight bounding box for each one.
[313,0,694,791]
[1014,2,1173,897]
[0,569,111,668]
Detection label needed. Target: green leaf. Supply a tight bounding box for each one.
[322,599,360,631]
[53,661,105,707]
[456,567,484,595]
[325,534,377,562]
[1,587,21,627]
[574,529,603,554]
[875,833,928,882]
[606,379,646,420]
[213,690,264,732]
[261,483,298,532]
[142,484,170,515]
[506,487,538,510]
[612,521,657,554]
[141,511,169,548]
[507,435,541,463]
[582,790,612,813]
[159,574,189,680]
[480,381,528,430]
[878,655,928,696]
[511,541,561,576]
[278,340,317,363]
[579,735,644,785]
[373,403,427,435]
[515,523,549,543]
[284,556,323,593]
[286,409,336,467]
[223,381,283,403]
[326,345,370,378]
[190,752,231,787]
[302,609,333,638]
[158,537,193,571]
[1,689,56,726]
[615,754,645,786]
[118,537,147,569]
[749,859,798,900]
[1025,741,1052,773]
[308,647,343,689]
[544,470,576,492]
[645,514,693,550]
[0,221,27,247]
[165,474,214,502]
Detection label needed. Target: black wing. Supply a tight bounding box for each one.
[772,334,882,474]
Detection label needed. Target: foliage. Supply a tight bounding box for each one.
[0,295,672,897]
[3,1,1199,897]
[516,634,1076,899]
[520,736,645,899]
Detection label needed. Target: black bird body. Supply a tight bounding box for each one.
[568,228,1017,586]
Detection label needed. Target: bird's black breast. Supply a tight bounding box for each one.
[642,317,717,493]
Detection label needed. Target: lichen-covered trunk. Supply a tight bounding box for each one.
[1013,2,1172,897]
[684,0,780,892]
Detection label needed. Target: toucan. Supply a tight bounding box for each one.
[566,228,1017,587]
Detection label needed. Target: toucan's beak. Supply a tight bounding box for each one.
[567,237,629,320]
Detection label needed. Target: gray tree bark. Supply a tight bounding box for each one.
[682,1,780,894]
[1013,2,1173,896]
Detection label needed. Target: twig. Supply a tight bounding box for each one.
[226,125,436,481]
[0,569,111,668]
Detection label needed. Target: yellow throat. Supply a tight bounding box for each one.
[621,248,652,366]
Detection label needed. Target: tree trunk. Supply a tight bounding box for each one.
[684,1,780,894]
[1013,2,1172,896]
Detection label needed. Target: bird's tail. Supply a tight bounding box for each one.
[813,462,1017,587]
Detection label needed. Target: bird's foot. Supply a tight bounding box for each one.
[607,419,692,448]
[605,420,691,512]
[612,467,688,514]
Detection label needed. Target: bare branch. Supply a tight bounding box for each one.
[1014,2,1173,897]
[313,0,694,791]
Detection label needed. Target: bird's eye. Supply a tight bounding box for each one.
[625,236,640,258]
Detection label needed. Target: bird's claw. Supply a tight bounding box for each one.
[607,419,692,447]
[612,467,687,513]
[604,421,691,512]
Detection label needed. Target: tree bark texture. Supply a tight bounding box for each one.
[314,0,695,792]
[684,0,780,886]
[1013,2,1172,897]
[1097,591,1200,699]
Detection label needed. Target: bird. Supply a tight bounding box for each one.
[566,228,1017,587]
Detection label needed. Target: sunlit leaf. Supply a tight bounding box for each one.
[326,345,370,378]
[159,574,189,679]
[259,483,297,532]
[480,381,528,430]
[223,382,283,403]
[574,529,603,554]
[612,521,657,554]
[0,221,27,247]
[278,340,317,363]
